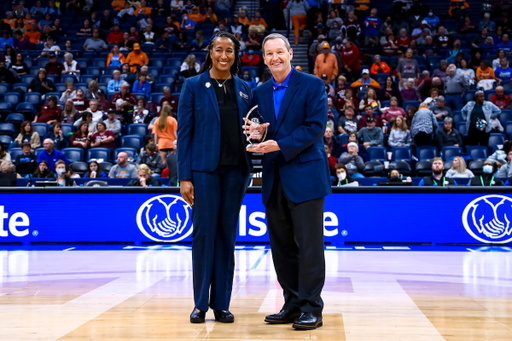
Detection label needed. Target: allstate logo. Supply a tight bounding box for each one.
[462,195,512,243]
[136,195,193,242]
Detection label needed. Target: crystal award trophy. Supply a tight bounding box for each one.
[245,105,267,150]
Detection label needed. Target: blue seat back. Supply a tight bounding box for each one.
[127,124,148,136]
[417,146,437,161]
[121,135,143,149]
[32,123,48,138]
[367,146,387,161]
[442,146,462,160]
[62,147,85,163]
[488,133,506,146]
[86,148,112,162]
[466,146,488,161]
[391,146,412,162]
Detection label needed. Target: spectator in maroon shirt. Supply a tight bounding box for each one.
[110,82,138,109]
[96,89,111,112]
[70,121,90,150]
[491,85,512,109]
[91,121,116,150]
[340,38,361,82]
[72,88,89,111]
[33,96,62,124]
[44,53,65,76]
[358,105,382,130]
[159,86,179,114]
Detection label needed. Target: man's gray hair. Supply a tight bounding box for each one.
[64,53,73,60]
[163,86,171,92]
[262,33,291,53]
[444,117,453,123]
[121,82,129,87]
[374,54,381,59]
[422,70,430,76]
[437,95,445,101]
[440,59,447,65]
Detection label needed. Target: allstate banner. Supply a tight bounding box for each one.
[0,192,511,244]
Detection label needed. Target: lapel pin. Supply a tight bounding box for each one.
[239,91,249,99]
[206,82,211,88]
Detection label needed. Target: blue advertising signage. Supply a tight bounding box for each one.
[0,189,511,244]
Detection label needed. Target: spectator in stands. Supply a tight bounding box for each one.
[378,76,401,103]
[358,116,384,148]
[286,0,308,44]
[461,90,501,146]
[13,30,31,50]
[43,1,60,16]
[155,31,173,50]
[495,58,512,84]
[111,82,138,109]
[107,25,124,45]
[245,30,263,50]
[96,90,110,112]
[33,96,61,124]
[418,157,456,186]
[84,160,107,178]
[424,87,440,107]
[340,38,361,82]
[388,116,411,147]
[45,122,68,150]
[400,78,419,101]
[430,96,453,121]
[153,104,177,162]
[132,72,151,94]
[118,3,135,22]
[241,49,260,66]
[248,17,266,36]
[457,59,475,82]
[337,107,358,135]
[324,144,337,175]
[381,33,399,56]
[446,156,474,178]
[104,109,121,137]
[241,70,257,89]
[442,66,467,111]
[397,49,419,88]
[159,87,179,114]
[14,19,27,36]
[15,142,37,176]
[61,100,80,124]
[387,169,412,184]
[33,160,52,178]
[84,29,108,51]
[359,88,381,112]
[99,10,114,31]
[370,55,390,75]
[138,143,164,174]
[120,63,137,86]
[119,32,134,51]
[72,88,89,111]
[37,138,70,171]
[84,99,104,124]
[363,8,380,47]
[85,80,100,100]
[0,61,15,85]
[135,0,152,16]
[190,30,207,51]
[44,53,64,77]
[498,150,512,178]
[61,53,80,81]
[74,111,97,133]
[127,164,160,186]
[71,121,90,150]
[106,71,122,95]
[141,25,156,45]
[338,142,365,178]
[351,69,381,92]
[132,97,151,124]
[14,121,40,151]
[23,22,40,44]
[382,97,406,123]
[126,43,148,73]
[476,60,496,82]
[50,160,77,186]
[91,121,116,150]
[324,127,341,158]
[110,152,137,178]
[180,54,200,79]
[411,102,437,146]
[77,19,92,37]
[107,46,126,68]
[333,163,359,186]
[432,60,448,78]
[498,34,512,50]
[459,15,476,34]
[417,74,442,99]
[470,160,503,186]
[60,81,76,103]
[492,51,508,71]
[491,85,512,109]
[396,29,411,48]
[479,12,496,33]
[0,31,14,51]
[111,0,124,11]
[358,104,382,130]
[0,143,10,163]
[31,1,45,15]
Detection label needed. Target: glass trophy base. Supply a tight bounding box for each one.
[246,143,260,150]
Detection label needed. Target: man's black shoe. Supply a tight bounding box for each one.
[213,310,235,323]
[292,312,323,330]
[190,308,206,323]
[264,310,301,324]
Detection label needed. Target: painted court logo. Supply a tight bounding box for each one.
[136,195,193,242]
[462,195,512,243]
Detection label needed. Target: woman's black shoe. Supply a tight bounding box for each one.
[190,308,206,323]
[213,310,235,323]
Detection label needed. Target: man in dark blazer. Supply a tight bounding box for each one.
[248,33,331,330]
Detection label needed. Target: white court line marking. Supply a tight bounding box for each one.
[62,247,75,251]
[383,247,411,250]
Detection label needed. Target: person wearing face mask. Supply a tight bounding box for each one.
[387,169,412,184]
[332,163,359,187]
[241,71,257,89]
[424,10,440,29]
[50,160,77,186]
[470,160,503,186]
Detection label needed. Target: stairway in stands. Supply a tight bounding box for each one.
[273,29,311,74]
[234,0,257,17]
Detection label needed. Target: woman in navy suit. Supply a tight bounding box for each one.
[177,32,253,324]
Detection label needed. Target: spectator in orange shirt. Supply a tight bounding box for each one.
[241,49,261,66]
[370,55,391,74]
[188,7,205,23]
[23,13,37,30]
[204,8,218,24]
[135,0,152,16]
[107,45,126,67]
[314,42,338,82]
[112,0,125,11]
[249,12,267,27]
[476,60,496,82]
[238,9,250,26]
[23,23,41,44]
[107,24,124,44]
[126,43,149,72]
[4,12,16,28]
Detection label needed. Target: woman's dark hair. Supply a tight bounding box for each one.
[86,160,100,177]
[34,160,51,178]
[199,31,241,75]
[81,112,93,121]
[52,122,62,133]
[387,169,402,181]
[76,121,89,137]
[385,76,396,88]
[143,134,154,149]
[48,96,58,105]
[335,163,349,174]
[20,121,33,134]
[15,52,24,64]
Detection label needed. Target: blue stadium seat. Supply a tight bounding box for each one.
[132,93,148,101]
[46,74,57,84]
[114,147,138,162]
[466,146,488,161]
[16,103,37,117]
[5,113,25,126]
[0,103,11,115]
[456,122,467,136]
[61,123,74,136]
[152,52,169,59]
[0,84,10,95]
[87,148,112,162]
[416,146,437,161]
[149,59,165,68]
[25,92,42,106]
[75,83,88,92]
[484,90,494,101]
[81,75,95,84]
[0,135,12,148]
[3,92,22,106]
[441,146,462,160]
[13,83,27,93]
[8,147,23,160]
[127,124,148,136]
[150,93,165,103]
[191,51,206,62]
[499,111,512,123]
[100,75,113,83]
[505,122,512,138]
[121,135,143,149]
[158,76,175,84]
[75,58,89,69]
[413,55,426,65]
[373,73,390,84]
[465,90,476,103]
[0,123,16,137]
[29,67,40,75]
[381,100,390,108]
[55,83,67,92]
[172,51,188,59]
[34,147,45,156]
[32,123,48,138]
[167,58,183,68]
[367,146,387,161]
[154,83,169,93]
[62,148,84,163]
[391,146,412,162]
[163,67,179,76]
[452,111,463,123]
[93,59,106,68]
[241,66,259,79]
[403,101,421,112]
[147,67,160,78]
[37,58,50,67]
[488,133,506,146]
[60,75,76,84]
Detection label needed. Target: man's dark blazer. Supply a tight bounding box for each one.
[177,71,253,180]
[253,68,332,204]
